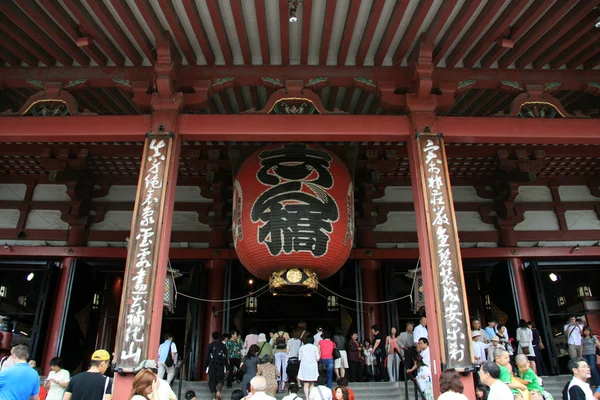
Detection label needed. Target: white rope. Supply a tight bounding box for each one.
[319,283,412,304]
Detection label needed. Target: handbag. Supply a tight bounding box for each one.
[164,342,174,367]
[521,346,531,355]
[333,348,341,360]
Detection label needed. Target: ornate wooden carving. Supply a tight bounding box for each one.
[500,84,580,118]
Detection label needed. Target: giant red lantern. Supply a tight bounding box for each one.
[233,143,354,294]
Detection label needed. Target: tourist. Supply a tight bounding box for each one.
[562,357,594,400]
[475,385,489,400]
[472,319,490,343]
[227,330,244,388]
[244,328,260,354]
[28,359,37,369]
[133,359,177,400]
[472,331,491,364]
[296,322,309,344]
[516,319,536,374]
[478,361,512,400]
[414,317,428,347]
[418,337,431,368]
[398,322,416,379]
[64,349,113,400]
[45,357,70,400]
[249,376,277,400]
[362,339,374,382]
[257,354,279,397]
[496,325,514,357]
[407,355,433,400]
[129,369,159,400]
[0,344,40,400]
[229,390,242,400]
[386,326,401,381]
[206,331,229,400]
[272,325,290,392]
[318,331,335,388]
[438,368,468,400]
[582,326,600,387]
[158,333,178,385]
[241,344,260,396]
[314,327,324,347]
[347,331,362,382]
[309,374,332,400]
[370,325,384,382]
[487,336,505,362]
[333,386,349,400]
[335,378,354,400]
[298,335,320,399]
[0,346,15,371]
[564,316,585,360]
[281,382,302,400]
[332,328,348,381]
[494,348,527,399]
[258,333,274,360]
[528,321,547,376]
[286,329,303,384]
[485,319,498,340]
[515,354,544,400]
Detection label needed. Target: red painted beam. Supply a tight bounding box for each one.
[433,0,479,65]
[533,12,598,69]
[204,0,233,65]
[85,0,143,66]
[319,0,338,65]
[61,0,125,66]
[446,0,504,68]
[0,116,150,142]
[0,13,55,66]
[279,0,290,65]
[355,0,385,66]
[374,0,407,65]
[0,44,22,67]
[498,1,574,69]
[300,0,313,65]
[255,0,270,65]
[566,38,600,69]
[550,30,600,69]
[480,0,551,68]
[110,1,155,63]
[0,38,35,67]
[438,116,600,144]
[133,0,166,42]
[584,53,600,69]
[181,0,214,65]
[516,2,594,69]
[392,0,434,65]
[0,1,73,66]
[39,0,108,66]
[462,0,529,68]
[337,0,361,66]
[408,0,458,63]
[158,0,197,65]
[229,0,251,65]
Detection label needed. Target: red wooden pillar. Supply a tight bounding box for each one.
[41,257,74,375]
[510,258,534,322]
[200,259,225,380]
[361,259,383,336]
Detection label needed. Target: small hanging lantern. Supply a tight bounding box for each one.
[577,285,592,298]
[246,295,258,313]
[164,269,182,314]
[17,296,27,307]
[0,286,7,298]
[92,292,102,310]
[327,295,339,311]
[556,295,566,307]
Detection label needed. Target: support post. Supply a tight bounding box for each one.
[200,259,226,380]
[42,257,74,376]
[510,258,534,322]
[360,259,383,335]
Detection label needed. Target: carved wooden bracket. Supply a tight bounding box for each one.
[40,147,89,177]
[497,148,546,181]
[18,82,82,116]
[499,84,582,118]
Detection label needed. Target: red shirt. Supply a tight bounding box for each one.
[319,339,335,359]
[348,388,355,400]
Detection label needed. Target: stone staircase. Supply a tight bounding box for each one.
[540,375,571,400]
[174,381,419,400]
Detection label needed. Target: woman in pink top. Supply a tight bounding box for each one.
[386,327,401,381]
[318,331,336,389]
[243,327,259,354]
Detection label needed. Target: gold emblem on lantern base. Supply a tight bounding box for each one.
[269,268,318,295]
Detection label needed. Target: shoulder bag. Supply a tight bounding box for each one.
[165,342,174,367]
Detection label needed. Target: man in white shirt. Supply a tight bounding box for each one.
[413,317,428,347]
[472,332,490,364]
[564,316,584,359]
[314,326,323,347]
[478,361,513,400]
[158,333,178,384]
[562,357,594,400]
[250,376,277,400]
[472,319,489,343]
[418,338,430,368]
[45,357,70,400]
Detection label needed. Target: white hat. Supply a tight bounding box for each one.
[258,333,267,342]
[491,335,500,341]
[472,331,481,338]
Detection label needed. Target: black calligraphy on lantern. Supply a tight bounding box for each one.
[251,143,339,257]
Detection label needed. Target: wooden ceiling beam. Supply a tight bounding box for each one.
[38,0,107,66]
[0,31,38,67]
[0,1,73,66]
[550,30,600,68]
[462,0,530,68]
[533,11,597,68]
[109,1,155,63]
[516,1,595,69]
[433,0,479,65]
[254,0,270,65]
[85,0,143,66]
[499,1,575,68]
[133,0,165,42]
[61,0,125,66]
[229,0,252,65]
[480,0,551,68]
[0,45,23,67]
[374,0,406,65]
[445,0,504,68]
[566,37,600,69]
[355,0,385,66]
[391,0,434,65]
[337,0,361,66]
[408,0,458,63]
[279,0,290,65]
[158,0,197,65]
[300,0,313,65]
[203,0,233,65]
[0,13,55,66]
[181,0,214,65]
[584,52,600,69]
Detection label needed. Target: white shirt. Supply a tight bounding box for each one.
[148,379,177,400]
[413,325,428,344]
[47,369,70,400]
[438,392,468,400]
[564,323,584,346]
[309,385,332,400]
[420,347,430,368]
[488,380,513,400]
[472,341,490,363]
[314,332,323,347]
[472,329,489,342]
[565,377,595,400]
[282,394,302,400]
[252,391,278,400]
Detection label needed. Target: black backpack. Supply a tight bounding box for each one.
[211,344,227,365]
[275,332,287,349]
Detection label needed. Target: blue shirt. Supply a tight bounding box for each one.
[485,326,497,339]
[0,362,40,400]
[158,340,176,362]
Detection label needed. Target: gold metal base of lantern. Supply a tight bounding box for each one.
[269,268,318,295]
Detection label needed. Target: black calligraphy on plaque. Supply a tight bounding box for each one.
[251,143,339,257]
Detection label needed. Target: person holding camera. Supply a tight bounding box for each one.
[564,316,584,360]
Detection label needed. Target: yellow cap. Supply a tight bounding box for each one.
[91,350,110,361]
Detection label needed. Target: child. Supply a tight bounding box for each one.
[185,390,196,400]
[515,355,553,400]
[362,339,374,382]
[494,348,527,400]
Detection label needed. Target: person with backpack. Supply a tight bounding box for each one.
[205,331,228,400]
[273,325,290,393]
[158,333,178,385]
